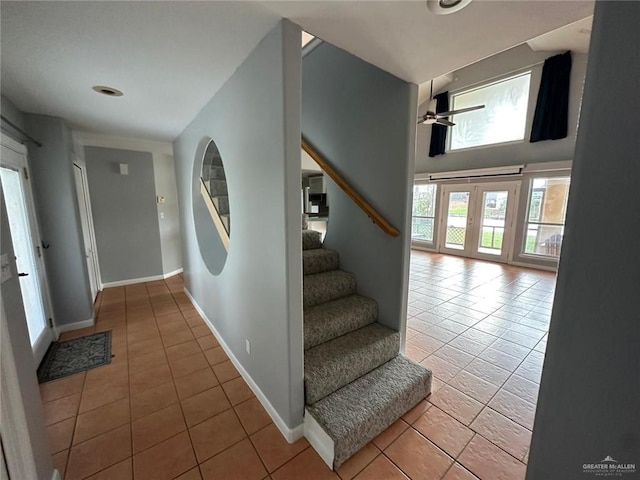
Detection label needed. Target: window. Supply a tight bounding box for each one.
[523,177,571,258]
[411,183,437,244]
[450,72,531,151]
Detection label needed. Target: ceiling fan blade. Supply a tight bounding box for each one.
[435,118,455,127]
[436,104,485,118]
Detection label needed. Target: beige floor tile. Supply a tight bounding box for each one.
[133,431,197,480]
[250,423,309,472]
[200,438,267,480]
[132,403,187,453]
[66,424,131,480]
[74,397,130,444]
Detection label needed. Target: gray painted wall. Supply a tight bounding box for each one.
[1,95,26,142]
[415,44,588,174]
[173,20,304,429]
[527,2,640,478]
[1,183,53,480]
[302,41,417,335]
[84,146,163,283]
[153,153,182,274]
[24,114,94,326]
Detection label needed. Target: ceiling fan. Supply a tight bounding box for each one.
[418,80,485,127]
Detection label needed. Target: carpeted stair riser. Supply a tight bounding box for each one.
[302,230,323,250]
[216,196,230,215]
[303,249,339,275]
[209,179,228,196]
[303,271,357,309]
[307,355,432,469]
[304,323,400,404]
[304,295,378,350]
[203,164,226,180]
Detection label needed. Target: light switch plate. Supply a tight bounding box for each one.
[1,253,12,283]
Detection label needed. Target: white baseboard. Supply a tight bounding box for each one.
[52,469,62,480]
[100,269,184,288]
[101,274,166,288]
[304,409,335,469]
[183,288,304,444]
[163,268,183,279]
[54,318,95,337]
[509,260,558,272]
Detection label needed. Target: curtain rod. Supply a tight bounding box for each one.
[0,115,42,147]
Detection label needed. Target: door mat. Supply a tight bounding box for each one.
[37,331,112,383]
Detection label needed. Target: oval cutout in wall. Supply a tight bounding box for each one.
[193,138,230,275]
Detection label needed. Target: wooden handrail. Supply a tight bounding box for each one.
[301,137,400,237]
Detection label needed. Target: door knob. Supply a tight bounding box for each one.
[18,272,29,277]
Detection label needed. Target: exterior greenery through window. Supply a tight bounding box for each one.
[412,183,437,243]
[524,177,570,258]
[450,72,531,151]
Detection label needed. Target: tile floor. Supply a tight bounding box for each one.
[41,251,555,480]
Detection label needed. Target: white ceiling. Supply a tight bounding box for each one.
[527,15,593,54]
[1,1,593,142]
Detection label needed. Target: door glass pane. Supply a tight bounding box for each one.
[412,184,437,243]
[524,177,570,258]
[445,191,469,250]
[0,167,47,345]
[477,190,508,255]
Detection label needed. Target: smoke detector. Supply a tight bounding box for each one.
[427,0,473,15]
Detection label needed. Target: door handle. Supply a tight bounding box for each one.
[18,272,29,277]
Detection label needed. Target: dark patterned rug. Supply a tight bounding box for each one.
[37,331,112,383]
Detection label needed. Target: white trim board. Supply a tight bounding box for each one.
[183,287,304,444]
[54,318,94,338]
[304,409,335,469]
[100,269,182,289]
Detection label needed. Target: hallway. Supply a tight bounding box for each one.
[41,251,554,479]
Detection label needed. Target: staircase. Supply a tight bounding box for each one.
[302,229,432,469]
[202,153,230,234]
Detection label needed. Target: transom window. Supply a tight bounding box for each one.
[450,72,531,151]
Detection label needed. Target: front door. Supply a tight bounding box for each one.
[439,182,519,263]
[1,138,54,364]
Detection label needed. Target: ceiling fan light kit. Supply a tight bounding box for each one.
[426,0,473,15]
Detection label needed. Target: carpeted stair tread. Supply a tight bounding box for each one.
[303,270,356,309]
[304,295,378,350]
[303,248,339,275]
[304,323,400,404]
[307,355,432,469]
[303,230,323,251]
[209,179,228,196]
[215,195,229,215]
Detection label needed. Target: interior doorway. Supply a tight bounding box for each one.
[439,181,520,263]
[73,161,100,301]
[0,136,54,364]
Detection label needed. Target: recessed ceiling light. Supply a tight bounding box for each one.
[92,85,123,97]
[427,0,472,15]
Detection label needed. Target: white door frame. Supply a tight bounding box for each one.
[470,182,520,263]
[1,134,56,362]
[438,180,520,264]
[72,157,102,298]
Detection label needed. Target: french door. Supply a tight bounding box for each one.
[439,182,519,263]
[1,136,54,364]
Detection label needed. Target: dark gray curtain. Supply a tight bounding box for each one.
[530,51,572,142]
[428,91,449,157]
